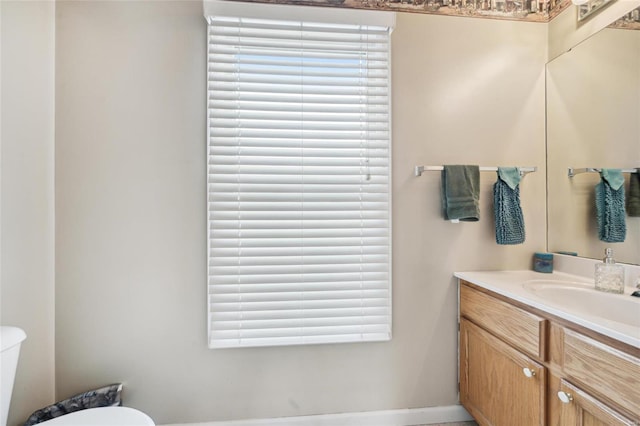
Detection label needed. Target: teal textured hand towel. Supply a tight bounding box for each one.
[494,167,525,245]
[441,165,480,222]
[627,169,640,217]
[596,169,626,243]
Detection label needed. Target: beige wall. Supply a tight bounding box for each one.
[547,28,640,264]
[0,2,56,425]
[54,2,547,423]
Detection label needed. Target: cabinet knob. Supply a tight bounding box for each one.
[557,391,573,404]
[522,367,536,378]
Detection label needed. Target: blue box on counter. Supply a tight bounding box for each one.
[533,252,553,273]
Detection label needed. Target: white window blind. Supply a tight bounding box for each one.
[206,6,393,348]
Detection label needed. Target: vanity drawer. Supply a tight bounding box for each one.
[460,283,547,360]
[563,329,640,418]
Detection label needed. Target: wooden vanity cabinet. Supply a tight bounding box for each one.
[459,281,640,426]
[460,319,546,426]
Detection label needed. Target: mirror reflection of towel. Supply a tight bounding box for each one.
[441,165,480,222]
[596,169,626,243]
[494,167,525,245]
[627,169,640,217]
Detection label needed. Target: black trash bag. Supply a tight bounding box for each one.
[23,383,122,426]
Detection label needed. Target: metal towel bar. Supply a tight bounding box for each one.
[568,167,639,177]
[414,165,538,177]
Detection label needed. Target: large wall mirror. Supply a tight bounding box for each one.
[546,9,640,265]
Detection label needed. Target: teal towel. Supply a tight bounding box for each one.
[627,169,640,217]
[494,167,525,245]
[441,165,480,222]
[497,167,521,190]
[596,169,626,243]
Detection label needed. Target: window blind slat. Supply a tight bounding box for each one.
[210,246,389,258]
[207,138,389,149]
[210,219,389,231]
[207,18,390,36]
[210,298,389,311]
[209,192,389,204]
[208,57,388,71]
[209,121,388,133]
[209,239,389,251]
[209,274,389,287]
[213,315,390,330]
[210,211,389,221]
[213,143,385,152]
[211,306,389,321]
[207,39,389,53]
[209,111,389,123]
[207,24,391,41]
[207,14,391,349]
[209,179,387,191]
[209,102,388,115]
[208,81,388,94]
[209,151,390,158]
[208,91,389,105]
[211,324,390,341]
[209,270,389,285]
[207,176,389,187]
[208,22,390,39]
[208,55,390,65]
[208,64,389,78]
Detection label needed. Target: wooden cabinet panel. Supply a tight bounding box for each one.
[459,281,640,426]
[460,318,546,426]
[460,283,546,360]
[547,322,564,368]
[563,329,640,417]
[553,380,636,426]
[548,373,564,426]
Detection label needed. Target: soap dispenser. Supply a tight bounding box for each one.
[595,248,625,294]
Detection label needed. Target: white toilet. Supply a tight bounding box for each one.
[1,326,154,426]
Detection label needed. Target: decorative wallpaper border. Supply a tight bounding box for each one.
[608,6,640,29]
[228,0,571,22]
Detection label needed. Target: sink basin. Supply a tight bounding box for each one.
[522,280,640,328]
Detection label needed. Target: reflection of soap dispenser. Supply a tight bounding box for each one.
[595,248,625,294]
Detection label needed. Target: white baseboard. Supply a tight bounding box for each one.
[160,405,473,426]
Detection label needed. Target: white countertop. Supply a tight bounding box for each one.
[454,270,640,349]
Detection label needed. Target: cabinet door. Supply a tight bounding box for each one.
[460,318,546,426]
[554,380,637,426]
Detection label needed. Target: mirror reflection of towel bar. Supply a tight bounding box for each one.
[568,167,639,177]
[414,165,537,177]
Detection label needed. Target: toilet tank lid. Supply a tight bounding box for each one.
[38,407,154,426]
[0,326,27,352]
